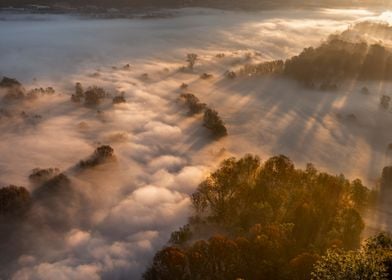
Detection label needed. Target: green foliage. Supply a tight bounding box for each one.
[312,232,392,280]
[145,155,375,279]
[239,38,392,85]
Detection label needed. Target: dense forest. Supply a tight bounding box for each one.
[239,24,392,86]
[143,155,386,279]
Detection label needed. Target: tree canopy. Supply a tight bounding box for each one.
[144,155,376,280]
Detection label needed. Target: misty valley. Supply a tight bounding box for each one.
[2,4,392,280]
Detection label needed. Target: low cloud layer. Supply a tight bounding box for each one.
[0,7,392,279]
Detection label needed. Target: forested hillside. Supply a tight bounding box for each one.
[144,155,379,279]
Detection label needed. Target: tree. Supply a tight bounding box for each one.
[0,77,21,88]
[113,93,126,104]
[380,95,391,110]
[79,145,116,168]
[203,108,228,138]
[84,86,107,106]
[146,155,375,280]
[143,247,187,280]
[179,93,206,115]
[186,53,198,69]
[312,233,392,280]
[29,168,60,185]
[0,185,31,217]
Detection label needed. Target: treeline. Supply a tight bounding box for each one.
[0,145,115,221]
[144,155,379,279]
[178,93,227,139]
[1,0,388,9]
[240,36,392,85]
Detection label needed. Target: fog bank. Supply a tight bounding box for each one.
[1,7,392,279]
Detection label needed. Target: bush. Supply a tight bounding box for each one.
[203,108,228,138]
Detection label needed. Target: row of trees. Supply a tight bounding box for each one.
[0,145,116,221]
[239,37,392,85]
[178,92,227,139]
[71,82,125,106]
[144,155,377,279]
[0,76,56,102]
